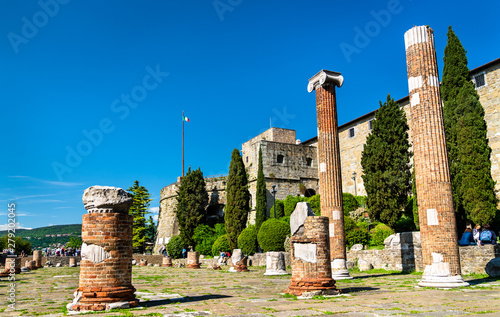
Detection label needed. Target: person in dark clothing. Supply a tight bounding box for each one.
[459,226,476,246]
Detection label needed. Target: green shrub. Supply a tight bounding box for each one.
[270,200,285,218]
[344,216,356,232]
[355,196,367,208]
[279,216,290,224]
[394,215,417,233]
[369,223,394,246]
[214,223,227,236]
[167,235,185,259]
[193,224,217,255]
[237,225,258,255]
[307,195,321,216]
[284,195,309,217]
[257,218,290,252]
[343,193,360,213]
[345,227,369,249]
[211,234,230,256]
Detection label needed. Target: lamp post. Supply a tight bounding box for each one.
[352,171,357,197]
[271,185,277,218]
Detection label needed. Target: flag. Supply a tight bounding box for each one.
[183,116,190,122]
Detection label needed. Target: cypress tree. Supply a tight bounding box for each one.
[225,148,251,250]
[127,180,152,253]
[175,167,209,247]
[441,26,497,226]
[255,145,267,231]
[361,94,412,229]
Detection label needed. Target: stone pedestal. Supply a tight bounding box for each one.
[186,251,200,269]
[162,257,173,267]
[308,70,351,280]
[229,249,243,272]
[286,213,338,297]
[140,260,148,267]
[1,256,21,276]
[404,25,468,288]
[26,260,36,270]
[264,252,288,275]
[33,250,43,268]
[67,186,138,312]
[69,257,77,267]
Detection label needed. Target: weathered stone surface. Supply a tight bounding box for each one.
[264,252,288,275]
[187,251,200,269]
[82,185,133,213]
[290,202,315,236]
[351,244,364,251]
[346,260,355,270]
[229,249,243,272]
[485,258,500,277]
[294,243,317,263]
[358,259,373,271]
[56,263,62,267]
[81,243,110,263]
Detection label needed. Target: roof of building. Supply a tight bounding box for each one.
[301,57,500,146]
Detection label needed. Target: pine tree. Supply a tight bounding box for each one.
[361,94,412,229]
[225,148,251,250]
[175,167,209,248]
[127,180,152,253]
[442,26,497,226]
[255,145,267,232]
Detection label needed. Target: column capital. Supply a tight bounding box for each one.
[307,70,344,93]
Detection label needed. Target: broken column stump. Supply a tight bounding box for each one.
[264,252,288,275]
[33,250,43,268]
[229,249,243,272]
[67,186,138,312]
[186,251,200,269]
[162,256,173,267]
[0,256,21,276]
[286,203,338,297]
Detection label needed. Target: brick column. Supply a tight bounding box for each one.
[285,216,338,296]
[67,186,139,311]
[186,251,200,269]
[404,26,468,288]
[308,70,351,280]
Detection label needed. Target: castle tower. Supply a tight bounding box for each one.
[68,186,139,311]
[307,70,351,280]
[404,25,468,288]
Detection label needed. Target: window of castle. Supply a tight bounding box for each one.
[306,158,313,167]
[349,127,355,138]
[368,120,373,131]
[277,154,284,164]
[474,73,486,89]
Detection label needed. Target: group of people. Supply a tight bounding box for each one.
[43,247,80,256]
[459,224,497,246]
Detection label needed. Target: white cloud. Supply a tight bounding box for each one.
[149,207,160,214]
[153,214,159,222]
[9,176,84,187]
[0,223,32,231]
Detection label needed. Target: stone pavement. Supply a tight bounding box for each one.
[1,265,499,316]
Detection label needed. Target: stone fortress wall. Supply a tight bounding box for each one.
[155,58,500,252]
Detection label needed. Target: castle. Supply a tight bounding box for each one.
[155,57,500,251]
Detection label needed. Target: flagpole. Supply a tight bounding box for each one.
[182,110,185,178]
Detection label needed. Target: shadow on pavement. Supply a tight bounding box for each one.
[340,286,379,294]
[141,294,232,308]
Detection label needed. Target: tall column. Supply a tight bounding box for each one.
[33,250,43,268]
[67,186,139,311]
[404,26,468,288]
[308,70,351,280]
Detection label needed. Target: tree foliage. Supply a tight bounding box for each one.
[257,218,290,252]
[175,167,209,248]
[167,235,185,259]
[127,180,152,253]
[442,26,497,227]
[255,146,267,232]
[237,224,258,255]
[193,224,218,255]
[361,94,412,229]
[224,149,250,250]
[0,235,32,255]
[66,237,82,249]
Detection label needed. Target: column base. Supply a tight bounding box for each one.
[67,286,138,312]
[186,264,200,269]
[285,278,338,297]
[418,274,469,288]
[331,259,353,280]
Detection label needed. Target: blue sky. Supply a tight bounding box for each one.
[1,0,499,230]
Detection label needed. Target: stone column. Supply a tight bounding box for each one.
[404,25,468,288]
[1,256,21,276]
[33,250,43,268]
[69,257,77,267]
[67,186,138,312]
[308,70,351,280]
[26,260,36,270]
[229,249,243,272]
[162,256,173,267]
[186,251,200,269]
[286,216,338,296]
[264,252,288,275]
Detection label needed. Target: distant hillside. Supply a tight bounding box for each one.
[0,224,82,249]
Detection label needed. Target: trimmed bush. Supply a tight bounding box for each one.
[193,224,217,255]
[369,223,394,246]
[284,195,308,217]
[237,225,258,255]
[344,216,356,232]
[343,193,360,213]
[211,234,230,256]
[307,194,321,216]
[279,216,290,224]
[345,227,369,249]
[167,235,184,259]
[270,200,285,218]
[257,218,290,252]
[394,215,416,233]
